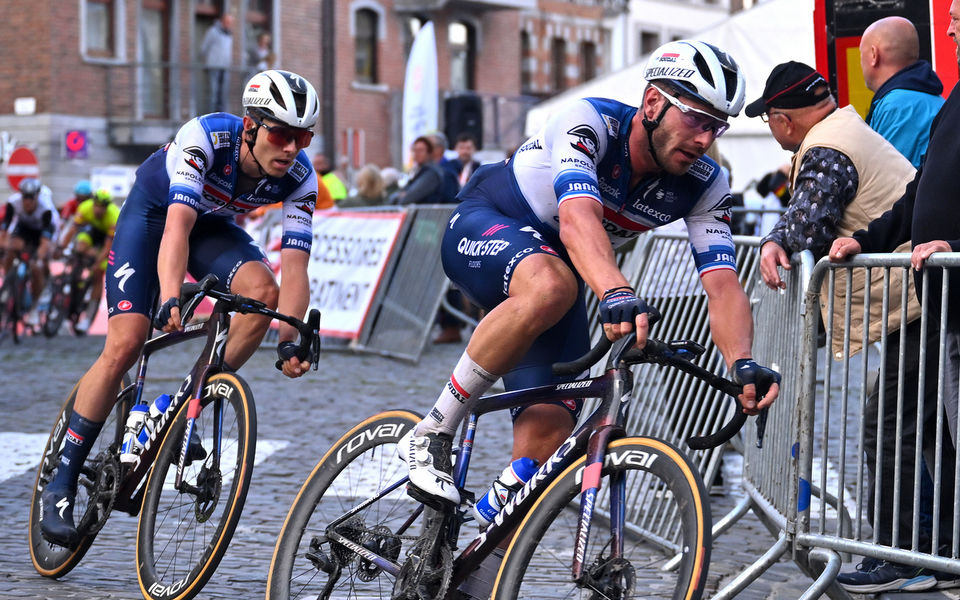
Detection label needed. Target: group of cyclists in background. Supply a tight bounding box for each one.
[0,177,117,340]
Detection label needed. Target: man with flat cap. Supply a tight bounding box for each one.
[750,60,955,593]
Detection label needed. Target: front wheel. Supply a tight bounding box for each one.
[267,410,421,600]
[136,372,257,600]
[39,275,68,338]
[493,436,712,600]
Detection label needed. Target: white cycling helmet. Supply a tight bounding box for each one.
[644,40,746,117]
[242,70,320,129]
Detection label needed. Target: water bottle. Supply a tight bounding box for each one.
[473,457,538,528]
[120,404,150,463]
[136,393,172,447]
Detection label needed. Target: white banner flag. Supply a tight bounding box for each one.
[401,21,438,170]
[308,212,406,338]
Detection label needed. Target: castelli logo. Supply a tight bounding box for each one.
[223,165,232,175]
[563,399,577,410]
[118,300,132,311]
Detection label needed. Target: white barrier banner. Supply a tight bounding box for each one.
[308,212,406,338]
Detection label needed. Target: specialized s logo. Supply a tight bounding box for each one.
[183,146,207,174]
[113,262,136,293]
[567,125,599,160]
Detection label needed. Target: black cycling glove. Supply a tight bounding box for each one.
[599,287,649,326]
[277,341,304,363]
[731,359,781,397]
[153,297,179,330]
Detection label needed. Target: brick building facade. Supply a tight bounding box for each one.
[0,0,625,202]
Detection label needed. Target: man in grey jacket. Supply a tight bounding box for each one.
[201,14,234,113]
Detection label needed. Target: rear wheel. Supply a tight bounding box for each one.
[493,437,712,600]
[28,376,132,577]
[267,410,421,600]
[136,372,257,600]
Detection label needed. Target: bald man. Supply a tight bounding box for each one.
[859,16,944,167]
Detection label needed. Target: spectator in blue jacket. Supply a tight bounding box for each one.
[860,16,944,168]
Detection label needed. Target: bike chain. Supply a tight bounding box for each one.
[77,450,120,535]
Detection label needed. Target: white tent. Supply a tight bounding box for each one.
[524,0,816,191]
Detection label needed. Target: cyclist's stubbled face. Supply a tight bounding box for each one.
[242,115,300,178]
[648,93,721,177]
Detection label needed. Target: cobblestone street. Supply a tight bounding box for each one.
[0,331,952,599]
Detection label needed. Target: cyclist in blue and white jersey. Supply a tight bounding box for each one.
[3,177,59,324]
[399,41,782,519]
[40,70,321,548]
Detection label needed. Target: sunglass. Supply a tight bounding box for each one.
[760,111,791,124]
[651,84,730,138]
[250,114,313,149]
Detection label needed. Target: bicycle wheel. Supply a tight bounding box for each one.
[136,372,257,600]
[493,437,712,600]
[28,376,132,577]
[40,275,68,338]
[267,410,421,600]
[0,268,22,343]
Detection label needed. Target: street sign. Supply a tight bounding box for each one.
[6,146,39,191]
[65,130,88,159]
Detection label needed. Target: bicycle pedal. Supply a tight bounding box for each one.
[405,483,457,512]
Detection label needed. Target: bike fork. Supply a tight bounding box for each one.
[572,424,623,583]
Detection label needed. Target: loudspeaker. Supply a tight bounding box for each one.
[444,95,483,150]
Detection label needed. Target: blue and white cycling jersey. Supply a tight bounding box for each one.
[134,112,317,253]
[508,97,736,276]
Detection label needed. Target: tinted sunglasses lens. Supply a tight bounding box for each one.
[679,112,728,137]
[265,125,312,148]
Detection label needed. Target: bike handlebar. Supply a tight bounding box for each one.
[177,274,322,372]
[550,304,766,450]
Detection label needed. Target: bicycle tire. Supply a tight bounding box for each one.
[0,268,22,344]
[493,436,712,600]
[28,376,132,577]
[40,276,68,338]
[266,410,421,600]
[136,372,257,600]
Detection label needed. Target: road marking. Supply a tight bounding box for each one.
[0,432,290,484]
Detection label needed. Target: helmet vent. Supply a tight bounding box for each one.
[270,83,288,111]
[692,52,715,88]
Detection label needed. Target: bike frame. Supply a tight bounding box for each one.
[112,305,233,515]
[321,357,634,590]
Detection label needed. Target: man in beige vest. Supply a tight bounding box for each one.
[748,61,953,592]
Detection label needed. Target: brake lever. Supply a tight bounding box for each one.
[755,407,769,448]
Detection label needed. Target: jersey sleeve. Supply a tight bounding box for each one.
[164,118,215,212]
[279,157,318,253]
[683,175,738,275]
[544,100,608,207]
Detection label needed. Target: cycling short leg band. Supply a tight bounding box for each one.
[418,351,498,437]
[48,413,104,495]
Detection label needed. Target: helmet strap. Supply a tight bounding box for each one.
[641,102,671,170]
[243,124,269,179]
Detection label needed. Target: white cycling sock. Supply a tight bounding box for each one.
[417,351,497,437]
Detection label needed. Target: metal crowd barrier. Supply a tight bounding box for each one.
[715,252,960,600]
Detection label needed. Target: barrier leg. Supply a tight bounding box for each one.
[662,495,752,572]
[709,534,790,600]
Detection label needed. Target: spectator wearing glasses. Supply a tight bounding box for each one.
[39,70,321,549]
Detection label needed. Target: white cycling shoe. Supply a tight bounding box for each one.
[397,429,460,507]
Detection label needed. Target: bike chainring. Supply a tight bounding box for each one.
[77,450,120,535]
[356,525,402,582]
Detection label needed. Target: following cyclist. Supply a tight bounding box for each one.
[40,69,321,548]
[60,180,94,222]
[398,40,781,597]
[2,177,60,325]
[56,188,120,333]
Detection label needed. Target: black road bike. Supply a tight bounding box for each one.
[29,274,321,600]
[267,309,766,600]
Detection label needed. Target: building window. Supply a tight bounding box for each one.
[449,21,475,91]
[354,9,378,83]
[580,41,596,82]
[551,37,566,92]
[246,0,273,69]
[404,15,427,58]
[84,0,116,57]
[640,31,659,55]
[141,0,170,117]
[520,30,532,92]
